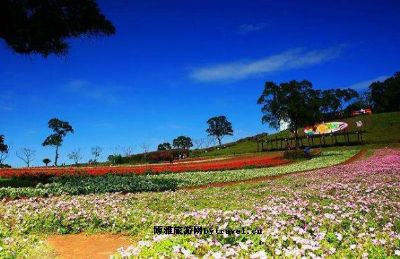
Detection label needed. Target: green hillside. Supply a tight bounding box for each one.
[195,112,400,157]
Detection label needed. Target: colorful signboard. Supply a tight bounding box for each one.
[351,108,372,116]
[304,122,348,135]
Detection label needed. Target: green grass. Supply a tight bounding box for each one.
[198,112,400,157]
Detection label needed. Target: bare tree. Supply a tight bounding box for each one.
[204,137,217,148]
[91,146,102,163]
[140,143,149,154]
[193,139,205,149]
[68,149,83,165]
[111,146,121,157]
[16,148,36,167]
[122,146,134,157]
[0,151,8,165]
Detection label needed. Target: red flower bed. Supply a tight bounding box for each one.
[0,155,289,178]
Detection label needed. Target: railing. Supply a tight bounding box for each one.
[257,130,365,151]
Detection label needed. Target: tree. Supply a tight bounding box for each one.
[204,137,217,148]
[193,139,205,149]
[0,135,9,165]
[91,146,102,163]
[344,91,372,115]
[257,80,321,148]
[0,0,115,56]
[173,136,193,150]
[369,72,400,113]
[122,146,134,157]
[140,143,149,154]
[16,148,36,167]
[43,158,51,167]
[107,154,123,165]
[206,116,234,146]
[68,149,82,165]
[157,142,172,151]
[42,118,74,166]
[319,88,358,120]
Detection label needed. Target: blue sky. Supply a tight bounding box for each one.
[1,0,399,167]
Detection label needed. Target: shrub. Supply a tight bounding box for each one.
[283,149,310,159]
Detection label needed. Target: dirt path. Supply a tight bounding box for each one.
[46,149,367,258]
[183,149,367,191]
[47,233,131,259]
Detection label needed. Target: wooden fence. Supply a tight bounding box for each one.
[257,130,365,152]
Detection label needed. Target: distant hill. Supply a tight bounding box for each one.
[193,112,400,157]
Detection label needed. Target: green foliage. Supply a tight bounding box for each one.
[157,142,172,151]
[283,149,318,160]
[108,154,124,165]
[0,0,115,56]
[0,135,8,153]
[198,112,400,157]
[206,116,234,146]
[257,80,323,132]
[257,80,359,136]
[42,158,51,166]
[42,118,74,166]
[370,72,400,113]
[108,149,188,165]
[173,136,193,150]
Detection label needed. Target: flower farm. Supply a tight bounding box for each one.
[0,154,288,178]
[0,148,400,258]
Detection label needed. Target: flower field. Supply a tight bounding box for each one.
[0,148,399,258]
[0,154,288,179]
[0,150,356,199]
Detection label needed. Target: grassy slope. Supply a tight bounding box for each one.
[199,112,400,157]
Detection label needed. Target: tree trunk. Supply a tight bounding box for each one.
[294,127,299,149]
[217,137,222,146]
[55,146,59,166]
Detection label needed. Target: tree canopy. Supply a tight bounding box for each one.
[157,142,172,151]
[0,135,8,153]
[43,158,51,166]
[369,72,400,113]
[173,136,193,150]
[206,116,234,146]
[0,0,115,56]
[257,80,321,133]
[257,80,359,147]
[42,118,74,166]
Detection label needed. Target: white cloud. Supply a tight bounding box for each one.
[65,80,120,104]
[344,75,390,90]
[190,47,343,82]
[238,23,266,34]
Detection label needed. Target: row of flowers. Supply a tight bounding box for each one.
[0,149,398,258]
[112,148,400,258]
[0,150,357,199]
[0,154,289,179]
